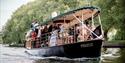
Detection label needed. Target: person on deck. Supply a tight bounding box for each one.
[49,28,58,47]
[74,24,80,42]
[25,29,32,40]
[59,24,68,44]
[37,24,45,47]
[48,24,53,33]
[25,29,32,49]
[78,22,90,41]
[68,27,74,43]
[42,25,48,43]
[31,19,39,35]
[31,30,37,48]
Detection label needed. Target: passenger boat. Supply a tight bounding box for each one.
[25,6,104,58]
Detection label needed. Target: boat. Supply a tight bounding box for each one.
[25,6,104,58]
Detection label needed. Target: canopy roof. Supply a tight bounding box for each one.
[45,6,100,26]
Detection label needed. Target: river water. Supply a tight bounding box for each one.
[0,44,121,63]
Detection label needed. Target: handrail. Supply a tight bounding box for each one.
[29,24,102,48]
[36,29,75,46]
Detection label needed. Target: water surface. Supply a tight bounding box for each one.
[0,44,121,63]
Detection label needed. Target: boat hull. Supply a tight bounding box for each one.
[26,39,103,58]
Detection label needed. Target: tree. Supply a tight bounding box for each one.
[2,0,86,44]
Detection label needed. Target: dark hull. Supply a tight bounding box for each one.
[26,39,103,58]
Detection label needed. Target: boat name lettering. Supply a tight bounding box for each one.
[80,43,93,48]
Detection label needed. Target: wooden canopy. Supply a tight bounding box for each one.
[47,6,100,27]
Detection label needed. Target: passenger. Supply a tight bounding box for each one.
[49,28,58,47]
[59,24,68,44]
[34,22,39,35]
[74,24,80,42]
[42,25,48,42]
[25,29,32,40]
[63,24,69,44]
[25,29,33,49]
[44,24,48,33]
[40,25,48,47]
[60,24,64,31]
[56,24,62,45]
[48,24,53,33]
[77,33,83,42]
[79,22,90,41]
[69,27,74,35]
[85,21,91,40]
[37,24,45,41]
[31,19,39,35]
[31,19,36,28]
[81,24,88,41]
[68,27,74,43]
[31,30,37,48]
[37,24,43,38]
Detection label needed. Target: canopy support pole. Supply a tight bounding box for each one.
[98,15,104,37]
[92,13,95,30]
[82,11,84,41]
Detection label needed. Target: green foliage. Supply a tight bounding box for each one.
[2,0,125,44]
[95,0,125,40]
[2,0,86,44]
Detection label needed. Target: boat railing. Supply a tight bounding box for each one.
[33,30,72,47]
[36,28,89,47]
[29,24,102,48]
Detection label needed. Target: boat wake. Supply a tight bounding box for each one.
[24,50,100,62]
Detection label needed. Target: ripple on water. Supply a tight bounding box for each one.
[33,57,101,63]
